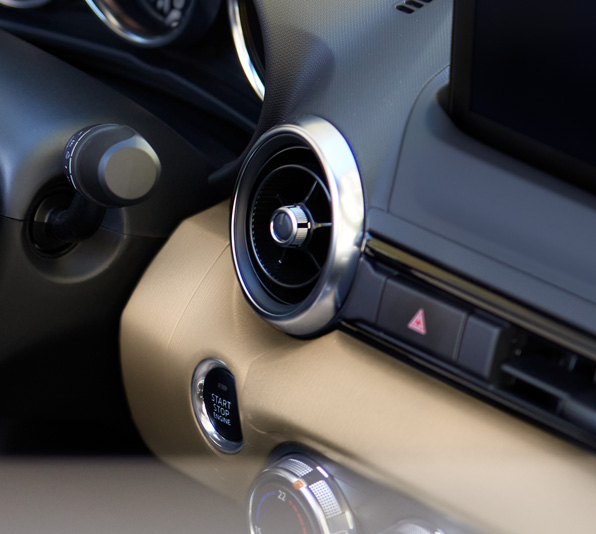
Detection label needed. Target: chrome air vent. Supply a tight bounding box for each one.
[232,117,364,337]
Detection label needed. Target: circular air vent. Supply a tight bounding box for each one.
[232,116,364,337]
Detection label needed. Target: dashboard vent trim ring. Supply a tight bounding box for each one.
[231,116,364,337]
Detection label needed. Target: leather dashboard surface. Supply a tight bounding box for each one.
[121,202,596,534]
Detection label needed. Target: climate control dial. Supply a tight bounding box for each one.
[248,455,356,534]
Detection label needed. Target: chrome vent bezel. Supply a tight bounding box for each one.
[228,0,265,100]
[231,116,364,337]
[85,0,220,47]
[0,0,51,8]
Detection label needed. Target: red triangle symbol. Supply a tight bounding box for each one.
[407,308,427,335]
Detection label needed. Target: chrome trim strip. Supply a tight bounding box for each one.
[231,116,365,337]
[84,0,189,46]
[0,0,50,8]
[227,0,265,100]
[190,359,243,454]
[84,0,158,46]
[366,237,596,361]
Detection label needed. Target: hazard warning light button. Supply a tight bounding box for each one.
[377,278,469,360]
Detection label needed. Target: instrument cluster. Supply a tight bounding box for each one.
[0,0,221,46]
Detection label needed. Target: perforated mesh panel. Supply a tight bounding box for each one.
[279,458,313,477]
[310,480,342,518]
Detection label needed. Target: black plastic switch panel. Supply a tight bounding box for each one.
[562,391,596,433]
[342,258,387,325]
[458,314,515,380]
[377,278,468,360]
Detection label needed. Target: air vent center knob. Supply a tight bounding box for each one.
[270,205,310,248]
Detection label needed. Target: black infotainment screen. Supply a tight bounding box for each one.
[449,0,596,190]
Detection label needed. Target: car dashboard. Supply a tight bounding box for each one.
[0,1,595,533]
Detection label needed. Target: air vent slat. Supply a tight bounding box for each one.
[250,161,330,299]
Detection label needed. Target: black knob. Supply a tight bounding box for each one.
[63,124,161,207]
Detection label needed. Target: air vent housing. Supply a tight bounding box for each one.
[231,116,364,337]
[502,342,596,436]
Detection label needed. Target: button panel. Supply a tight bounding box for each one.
[377,278,469,360]
[457,313,516,380]
[341,257,388,326]
[349,257,596,449]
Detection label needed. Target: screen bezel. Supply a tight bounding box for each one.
[449,0,596,192]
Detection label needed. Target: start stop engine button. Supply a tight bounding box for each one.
[203,366,242,442]
[191,359,243,454]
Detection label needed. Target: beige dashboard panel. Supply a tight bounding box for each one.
[121,202,596,534]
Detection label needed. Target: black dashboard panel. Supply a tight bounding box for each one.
[450,0,596,192]
[254,0,453,207]
[384,72,596,337]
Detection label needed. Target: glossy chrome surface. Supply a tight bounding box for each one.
[190,358,243,454]
[84,0,155,46]
[84,0,186,46]
[0,0,51,8]
[231,116,365,337]
[269,205,310,247]
[227,0,265,100]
